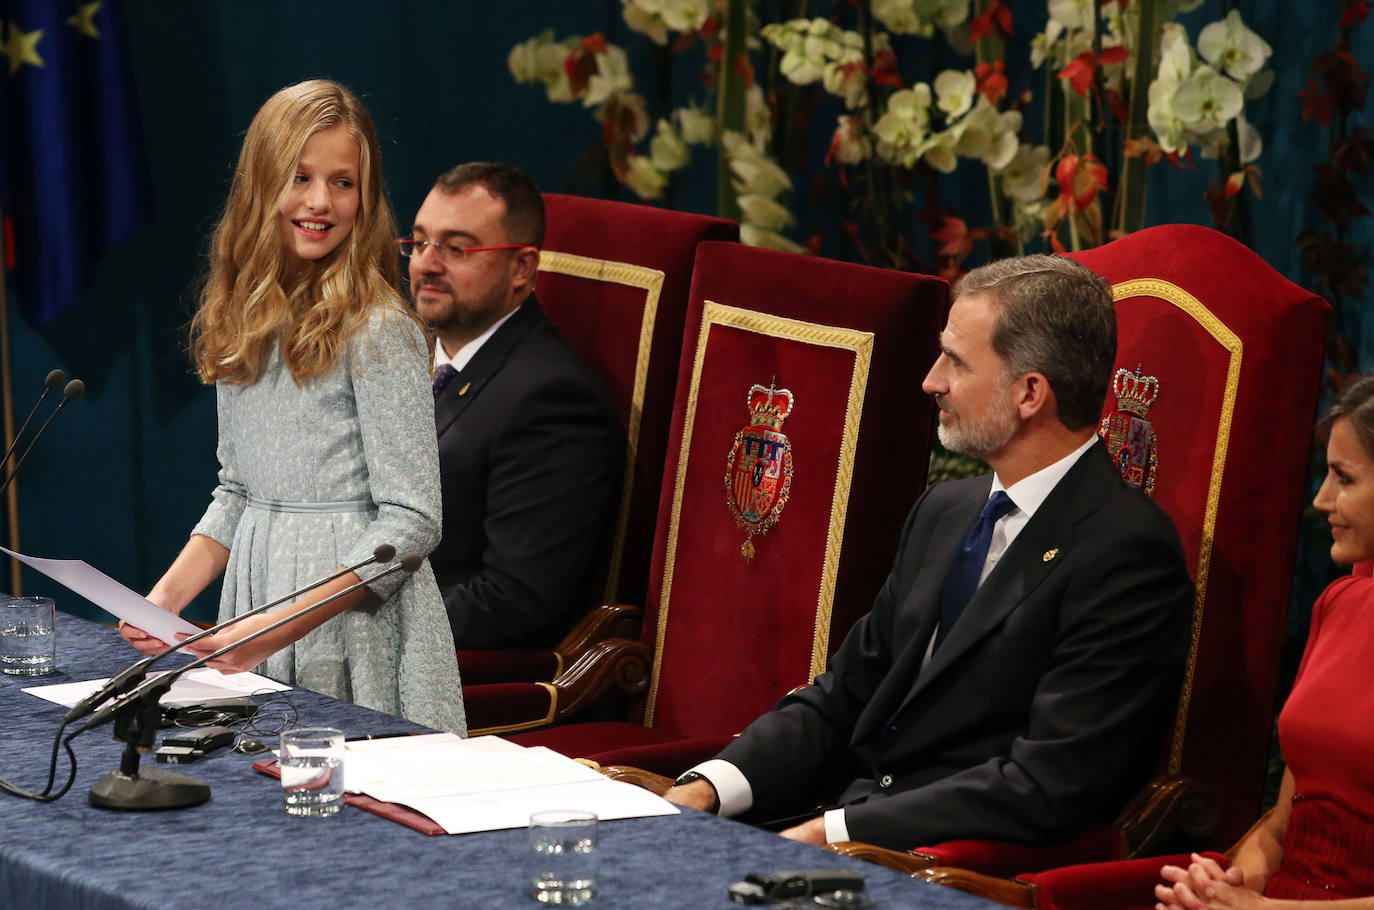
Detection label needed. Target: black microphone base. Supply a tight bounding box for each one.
[89,767,210,811]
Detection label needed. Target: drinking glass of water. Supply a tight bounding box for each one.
[528,810,598,904]
[1,596,56,676]
[279,727,344,817]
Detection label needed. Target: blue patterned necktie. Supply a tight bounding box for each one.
[432,364,459,399]
[935,490,1016,649]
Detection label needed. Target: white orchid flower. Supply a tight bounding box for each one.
[737,194,795,232]
[1156,22,1193,86]
[1198,9,1271,83]
[823,60,869,110]
[740,224,807,254]
[676,105,716,145]
[1172,65,1243,131]
[1048,0,1093,32]
[622,4,669,45]
[652,0,710,32]
[508,31,552,83]
[1000,144,1051,202]
[917,129,960,173]
[872,0,930,36]
[873,86,933,167]
[649,118,691,172]
[1147,77,1188,154]
[934,70,977,119]
[745,83,773,151]
[623,155,668,199]
[921,0,971,30]
[830,115,872,165]
[584,44,634,107]
[1236,109,1262,164]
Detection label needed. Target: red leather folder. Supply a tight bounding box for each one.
[252,758,445,835]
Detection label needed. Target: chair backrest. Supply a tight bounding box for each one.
[536,194,738,607]
[1070,225,1329,846]
[638,241,950,740]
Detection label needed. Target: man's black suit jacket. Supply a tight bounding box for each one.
[432,296,624,649]
[718,443,1192,849]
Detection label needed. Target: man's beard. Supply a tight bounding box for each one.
[935,394,1021,460]
[414,277,509,338]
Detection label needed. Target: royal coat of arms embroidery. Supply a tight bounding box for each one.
[1098,365,1159,495]
[725,382,795,560]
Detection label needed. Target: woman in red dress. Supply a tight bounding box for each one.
[1156,377,1374,908]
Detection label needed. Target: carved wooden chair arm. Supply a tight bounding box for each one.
[909,868,1036,907]
[588,764,675,795]
[554,604,645,664]
[1114,774,1217,857]
[824,842,941,875]
[547,637,653,722]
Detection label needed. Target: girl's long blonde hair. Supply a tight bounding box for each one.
[191,79,415,385]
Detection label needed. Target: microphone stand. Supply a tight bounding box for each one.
[83,555,422,811]
[64,544,397,725]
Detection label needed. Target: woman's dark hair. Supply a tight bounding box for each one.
[1322,375,1374,458]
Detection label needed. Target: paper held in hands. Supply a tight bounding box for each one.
[0,545,201,645]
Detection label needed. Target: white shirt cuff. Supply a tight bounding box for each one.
[687,759,753,818]
[823,808,850,844]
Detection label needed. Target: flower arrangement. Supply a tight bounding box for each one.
[509,0,1275,271]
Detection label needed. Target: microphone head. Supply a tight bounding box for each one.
[399,553,424,573]
[372,544,396,563]
[44,369,65,391]
[63,379,85,400]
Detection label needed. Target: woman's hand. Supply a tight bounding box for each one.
[1157,854,1260,910]
[175,613,285,673]
[118,621,169,656]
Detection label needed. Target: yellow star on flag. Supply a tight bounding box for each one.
[68,2,102,39]
[2,22,45,75]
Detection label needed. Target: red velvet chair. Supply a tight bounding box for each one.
[464,242,950,762]
[455,195,737,688]
[826,224,1329,880]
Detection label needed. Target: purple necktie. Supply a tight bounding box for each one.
[432,364,458,399]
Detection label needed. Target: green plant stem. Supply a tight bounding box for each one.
[716,0,748,221]
[1113,0,1157,236]
[972,0,1007,249]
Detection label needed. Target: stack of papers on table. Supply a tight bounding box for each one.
[342,734,679,834]
[23,668,291,707]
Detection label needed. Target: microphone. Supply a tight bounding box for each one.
[0,370,64,471]
[63,543,398,723]
[0,379,84,498]
[79,553,424,734]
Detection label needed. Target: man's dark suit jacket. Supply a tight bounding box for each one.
[432,296,624,649]
[718,443,1192,849]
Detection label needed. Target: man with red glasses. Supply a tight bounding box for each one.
[402,162,623,649]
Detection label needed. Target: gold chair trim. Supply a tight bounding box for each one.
[645,300,874,726]
[538,251,664,602]
[1111,277,1242,775]
[465,682,560,737]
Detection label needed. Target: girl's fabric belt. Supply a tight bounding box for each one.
[245,496,374,513]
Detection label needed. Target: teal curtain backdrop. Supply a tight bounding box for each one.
[1,0,1369,631]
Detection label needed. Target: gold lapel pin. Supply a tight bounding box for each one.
[1042,548,1058,563]
[458,382,471,396]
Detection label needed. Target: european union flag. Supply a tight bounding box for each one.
[0,0,151,329]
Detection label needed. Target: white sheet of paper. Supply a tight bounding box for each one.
[346,742,603,803]
[0,546,200,644]
[21,667,290,708]
[397,778,680,834]
[344,733,516,754]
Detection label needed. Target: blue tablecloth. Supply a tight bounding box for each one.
[0,615,997,910]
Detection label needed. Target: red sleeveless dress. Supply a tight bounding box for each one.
[1268,575,1374,899]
